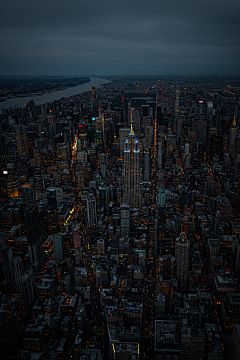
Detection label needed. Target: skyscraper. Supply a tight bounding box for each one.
[175,232,190,290]
[1,247,14,287]
[158,141,162,170]
[97,239,105,254]
[47,187,58,211]
[6,162,20,198]
[24,204,45,270]
[20,267,36,310]
[120,203,130,237]
[13,256,23,294]
[99,153,107,178]
[53,233,64,260]
[207,101,213,121]
[156,187,166,206]
[86,194,97,226]
[21,182,35,210]
[24,204,40,244]
[33,148,43,168]
[73,225,81,264]
[145,125,153,148]
[144,147,150,182]
[123,118,141,208]
[177,114,183,139]
[15,124,29,158]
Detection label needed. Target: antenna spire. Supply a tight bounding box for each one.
[130,108,134,134]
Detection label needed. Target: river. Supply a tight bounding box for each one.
[0,77,110,110]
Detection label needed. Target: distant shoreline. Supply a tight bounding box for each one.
[0,77,91,103]
[0,77,110,109]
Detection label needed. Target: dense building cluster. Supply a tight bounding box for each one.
[0,76,240,359]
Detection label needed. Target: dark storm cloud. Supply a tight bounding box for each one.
[0,0,240,75]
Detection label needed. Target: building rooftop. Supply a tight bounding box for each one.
[155,320,180,352]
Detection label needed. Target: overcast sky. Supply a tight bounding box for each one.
[1,0,240,76]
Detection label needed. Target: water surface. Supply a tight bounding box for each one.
[1,77,110,109]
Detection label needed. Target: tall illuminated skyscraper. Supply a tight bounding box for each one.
[123,113,141,208]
